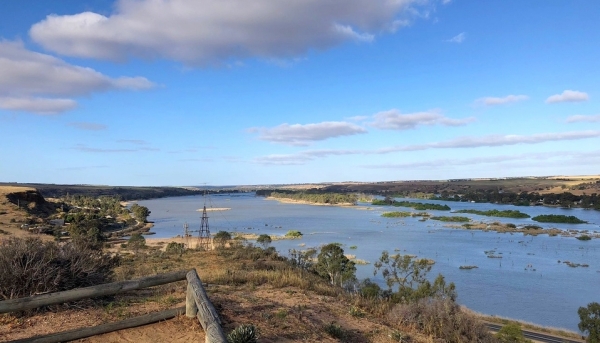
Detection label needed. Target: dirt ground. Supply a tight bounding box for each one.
[0,243,404,343]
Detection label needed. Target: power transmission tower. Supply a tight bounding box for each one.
[197,205,211,250]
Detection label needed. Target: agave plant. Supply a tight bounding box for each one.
[227,324,258,343]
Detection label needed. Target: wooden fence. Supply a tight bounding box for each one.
[0,269,226,343]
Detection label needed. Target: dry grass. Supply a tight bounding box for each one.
[0,242,583,343]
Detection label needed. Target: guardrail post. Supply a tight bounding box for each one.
[186,283,198,318]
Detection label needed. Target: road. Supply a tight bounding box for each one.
[486,323,585,343]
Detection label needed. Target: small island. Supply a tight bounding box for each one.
[454,209,530,218]
[257,190,358,206]
[381,211,430,218]
[532,214,586,224]
[431,216,470,222]
[372,199,451,211]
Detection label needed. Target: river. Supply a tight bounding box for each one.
[138,193,600,331]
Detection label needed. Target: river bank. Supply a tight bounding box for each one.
[265,196,355,207]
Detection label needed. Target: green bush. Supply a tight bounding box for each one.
[127,233,146,251]
[214,231,232,248]
[256,234,272,248]
[577,235,592,241]
[496,322,532,343]
[227,324,258,343]
[324,322,346,339]
[285,230,303,238]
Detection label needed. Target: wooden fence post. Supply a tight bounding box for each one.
[186,269,226,343]
[186,283,198,318]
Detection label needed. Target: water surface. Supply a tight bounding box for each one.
[138,193,600,331]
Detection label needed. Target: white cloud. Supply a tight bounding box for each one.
[0,40,154,114]
[68,122,107,131]
[363,151,570,169]
[474,94,529,106]
[363,150,600,171]
[252,130,600,164]
[74,143,159,153]
[566,114,600,123]
[546,90,589,104]
[0,97,76,115]
[404,130,600,150]
[370,109,475,130]
[30,0,431,65]
[446,32,465,43]
[249,121,367,146]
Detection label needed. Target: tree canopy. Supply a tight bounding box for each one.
[315,243,356,287]
[579,302,600,343]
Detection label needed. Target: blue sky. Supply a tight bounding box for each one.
[1,0,599,186]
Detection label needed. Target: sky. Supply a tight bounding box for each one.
[1,0,599,186]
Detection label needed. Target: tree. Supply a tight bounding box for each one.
[288,248,316,270]
[314,243,356,286]
[68,219,105,250]
[214,231,232,248]
[256,234,272,249]
[130,204,151,223]
[127,233,146,253]
[496,323,531,343]
[579,302,600,343]
[373,251,455,303]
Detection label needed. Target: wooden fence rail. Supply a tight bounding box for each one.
[1,269,226,343]
[0,270,189,314]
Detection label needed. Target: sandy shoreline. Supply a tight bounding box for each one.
[264,196,355,207]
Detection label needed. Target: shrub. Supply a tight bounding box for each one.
[389,298,496,343]
[227,324,258,343]
[389,330,410,343]
[165,242,185,255]
[285,230,303,238]
[214,231,232,248]
[324,322,345,340]
[577,235,592,241]
[256,234,272,249]
[349,305,365,318]
[0,237,118,300]
[496,322,532,343]
[127,233,146,251]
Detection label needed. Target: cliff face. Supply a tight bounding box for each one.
[4,189,55,217]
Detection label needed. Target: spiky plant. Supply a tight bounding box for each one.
[227,324,258,343]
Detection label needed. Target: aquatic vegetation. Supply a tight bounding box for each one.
[382,211,411,218]
[431,216,470,222]
[372,199,451,211]
[532,215,586,224]
[285,230,303,238]
[454,209,530,218]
